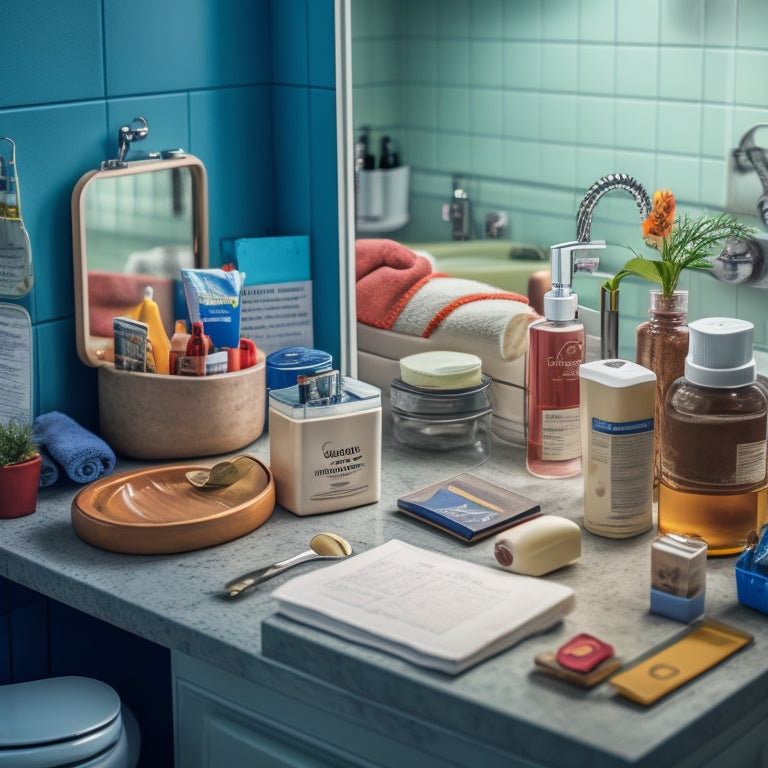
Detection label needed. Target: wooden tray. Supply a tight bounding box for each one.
[71,456,274,554]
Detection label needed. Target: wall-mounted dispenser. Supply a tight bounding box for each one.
[356,129,409,233]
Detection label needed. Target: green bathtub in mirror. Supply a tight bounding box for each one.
[404,240,548,303]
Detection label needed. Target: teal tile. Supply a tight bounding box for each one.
[542,0,579,41]
[577,0,616,42]
[703,50,735,104]
[660,0,704,45]
[104,0,269,95]
[539,94,578,143]
[405,85,439,131]
[615,46,659,98]
[189,87,274,255]
[704,0,737,46]
[36,320,98,429]
[407,128,439,170]
[503,139,540,182]
[436,133,471,173]
[371,85,401,130]
[308,0,336,89]
[658,49,704,101]
[470,89,503,136]
[579,45,616,95]
[615,99,658,152]
[700,104,729,158]
[540,43,579,93]
[439,87,471,134]
[656,155,701,200]
[617,1,660,44]
[405,39,437,84]
[502,91,541,141]
[437,41,470,86]
[1,103,106,325]
[540,144,577,189]
[737,0,768,48]
[437,0,470,38]
[470,0,505,40]
[471,136,505,177]
[403,0,438,35]
[272,0,309,86]
[272,86,310,234]
[352,39,375,86]
[734,51,768,107]
[503,1,542,40]
[656,102,702,155]
[735,285,768,347]
[503,42,541,90]
[471,42,503,88]
[577,96,614,146]
[1,0,103,106]
[699,157,728,207]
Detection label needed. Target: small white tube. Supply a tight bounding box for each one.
[494,516,581,576]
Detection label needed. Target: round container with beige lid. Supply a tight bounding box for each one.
[390,351,492,456]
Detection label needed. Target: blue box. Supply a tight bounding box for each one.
[650,588,705,623]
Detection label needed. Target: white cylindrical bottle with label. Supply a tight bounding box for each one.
[579,359,656,538]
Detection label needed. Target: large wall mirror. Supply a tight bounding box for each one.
[347,0,768,359]
[71,155,208,367]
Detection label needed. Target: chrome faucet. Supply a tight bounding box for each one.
[576,172,652,243]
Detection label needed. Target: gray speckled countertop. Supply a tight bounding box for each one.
[1,430,766,768]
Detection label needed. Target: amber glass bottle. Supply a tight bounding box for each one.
[658,318,768,556]
[636,290,689,485]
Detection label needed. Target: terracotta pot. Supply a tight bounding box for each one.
[0,453,42,518]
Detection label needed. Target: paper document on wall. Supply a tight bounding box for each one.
[272,539,575,674]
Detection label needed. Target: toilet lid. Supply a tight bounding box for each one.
[0,676,121,748]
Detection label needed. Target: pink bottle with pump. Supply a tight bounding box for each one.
[526,240,605,479]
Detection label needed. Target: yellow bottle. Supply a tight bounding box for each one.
[136,286,171,374]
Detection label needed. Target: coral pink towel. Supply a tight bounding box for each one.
[355,239,437,329]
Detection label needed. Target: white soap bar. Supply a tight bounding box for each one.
[399,350,482,389]
[494,516,581,576]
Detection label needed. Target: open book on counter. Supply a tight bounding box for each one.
[272,539,575,674]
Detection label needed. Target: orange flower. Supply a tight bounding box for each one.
[642,189,675,249]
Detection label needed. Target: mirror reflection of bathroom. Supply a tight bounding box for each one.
[72,154,208,367]
[350,0,768,362]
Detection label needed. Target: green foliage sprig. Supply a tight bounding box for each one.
[603,212,755,296]
[0,420,38,467]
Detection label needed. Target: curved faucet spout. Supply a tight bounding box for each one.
[576,172,652,243]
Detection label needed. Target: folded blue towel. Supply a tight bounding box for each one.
[38,446,59,488]
[33,412,116,484]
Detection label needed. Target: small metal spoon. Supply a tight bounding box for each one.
[224,533,353,599]
[186,455,258,489]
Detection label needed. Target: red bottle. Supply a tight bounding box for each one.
[526,240,605,478]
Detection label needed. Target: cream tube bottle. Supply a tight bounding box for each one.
[579,359,656,537]
[526,240,605,479]
[269,376,381,515]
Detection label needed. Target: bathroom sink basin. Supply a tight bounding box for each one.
[71,455,274,554]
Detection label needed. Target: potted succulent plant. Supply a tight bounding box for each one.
[0,419,42,518]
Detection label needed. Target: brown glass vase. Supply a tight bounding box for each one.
[635,290,689,485]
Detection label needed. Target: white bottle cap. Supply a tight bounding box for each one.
[685,317,755,388]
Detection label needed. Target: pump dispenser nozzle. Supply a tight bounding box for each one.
[544,240,605,321]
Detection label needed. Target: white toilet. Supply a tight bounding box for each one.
[0,676,140,767]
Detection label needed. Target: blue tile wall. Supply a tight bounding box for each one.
[0,0,340,432]
[352,0,768,352]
